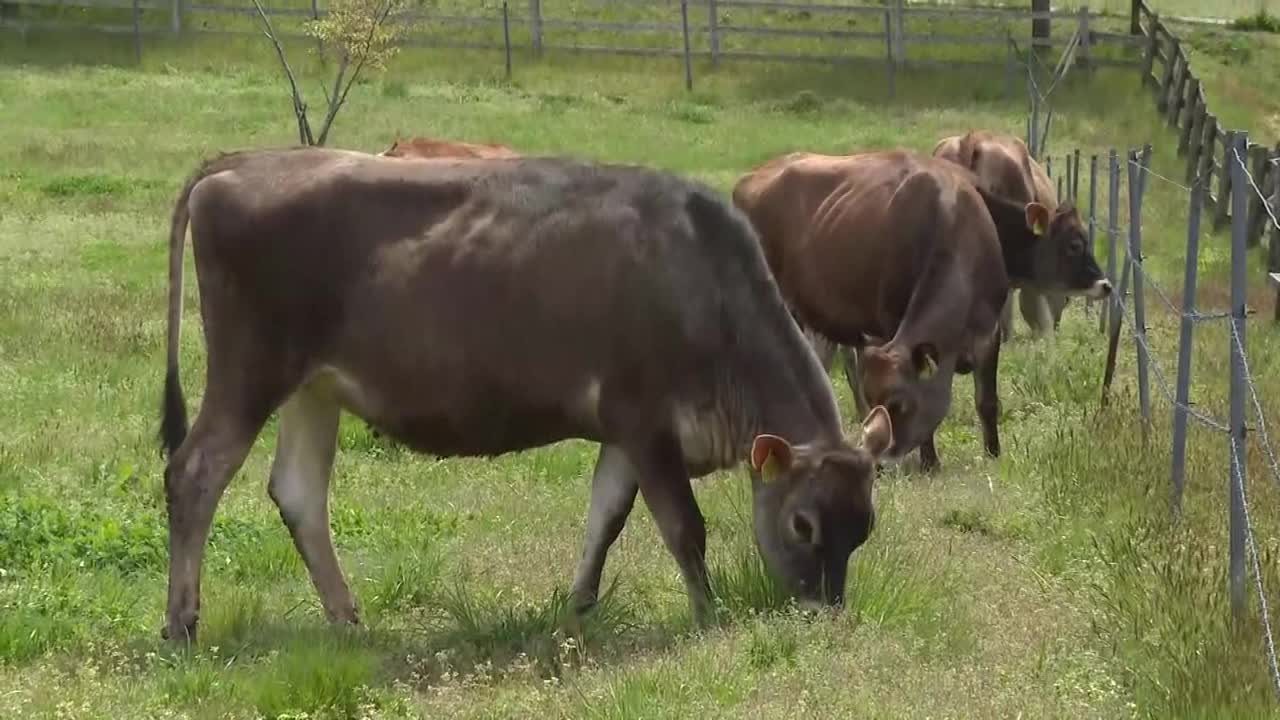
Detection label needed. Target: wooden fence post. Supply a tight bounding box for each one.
[1131,0,1143,35]
[1216,129,1236,231]
[708,0,719,67]
[1157,38,1180,114]
[1141,15,1159,87]
[529,0,542,55]
[1179,79,1201,157]
[1078,7,1092,73]
[1246,144,1270,247]
[1199,114,1219,213]
[884,11,896,99]
[680,0,693,92]
[1167,54,1188,128]
[131,0,142,64]
[172,0,182,34]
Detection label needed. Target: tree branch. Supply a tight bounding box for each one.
[316,0,396,146]
[252,0,314,145]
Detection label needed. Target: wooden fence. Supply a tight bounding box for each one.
[1134,0,1279,253]
[1,0,1148,75]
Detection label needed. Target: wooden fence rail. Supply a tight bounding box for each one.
[1,0,1146,75]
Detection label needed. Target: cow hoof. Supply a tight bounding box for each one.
[161,619,197,646]
[324,602,362,626]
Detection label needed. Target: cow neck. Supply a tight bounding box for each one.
[739,329,845,453]
[976,185,1038,284]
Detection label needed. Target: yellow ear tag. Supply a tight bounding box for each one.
[1033,220,1044,236]
[921,354,938,380]
[760,453,783,483]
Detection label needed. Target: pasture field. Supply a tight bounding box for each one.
[1,20,1280,720]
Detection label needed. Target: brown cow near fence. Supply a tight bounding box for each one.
[379,136,520,159]
[733,149,1111,470]
[933,130,1075,340]
[156,147,892,644]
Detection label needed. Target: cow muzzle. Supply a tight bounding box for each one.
[1087,278,1113,299]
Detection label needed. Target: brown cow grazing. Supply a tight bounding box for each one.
[379,135,519,159]
[157,147,893,644]
[732,149,1110,471]
[933,130,1072,340]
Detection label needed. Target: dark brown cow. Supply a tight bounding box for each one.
[379,136,520,159]
[157,147,893,644]
[732,149,1110,470]
[933,130,1072,340]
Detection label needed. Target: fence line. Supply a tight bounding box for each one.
[1082,132,1280,701]
[1132,0,1278,253]
[0,0,1146,89]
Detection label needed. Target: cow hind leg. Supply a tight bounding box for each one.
[163,403,271,644]
[1000,293,1016,342]
[570,444,640,615]
[267,384,359,626]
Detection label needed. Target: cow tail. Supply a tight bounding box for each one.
[159,160,218,459]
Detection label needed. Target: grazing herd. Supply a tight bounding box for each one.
[155,130,1110,644]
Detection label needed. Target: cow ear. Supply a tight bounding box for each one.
[1025,202,1050,237]
[861,406,894,459]
[912,343,940,380]
[750,434,794,483]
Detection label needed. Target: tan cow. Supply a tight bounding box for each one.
[733,149,1110,470]
[156,147,892,644]
[379,136,520,159]
[933,130,1073,340]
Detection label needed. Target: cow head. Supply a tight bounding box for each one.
[1015,200,1112,300]
[856,342,956,462]
[748,407,892,607]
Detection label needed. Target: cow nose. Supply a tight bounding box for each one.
[1092,278,1113,298]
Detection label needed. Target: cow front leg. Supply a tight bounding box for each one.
[1019,289,1055,339]
[162,407,265,645]
[570,444,640,615]
[843,346,871,420]
[918,435,941,473]
[974,330,1002,458]
[267,386,359,626]
[629,434,712,625]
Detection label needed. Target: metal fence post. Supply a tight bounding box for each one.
[1102,148,1119,334]
[1171,173,1203,515]
[1228,130,1249,621]
[708,0,719,67]
[1073,148,1082,202]
[680,0,693,92]
[529,0,542,55]
[172,0,182,34]
[1087,154,1098,316]
[894,0,906,66]
[1129,146,1152,428]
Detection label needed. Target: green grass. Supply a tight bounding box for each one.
[1,10,1279,719]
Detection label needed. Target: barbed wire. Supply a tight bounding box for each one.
[1110,285,1231,433]
[1121,247,1232,324]
[1229,434,1280,701]
[1232,147,1280,234]
[1128,156,1194,194]
[1229,321,1280,496]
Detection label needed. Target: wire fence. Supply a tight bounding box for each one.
[1054,132,1280,701]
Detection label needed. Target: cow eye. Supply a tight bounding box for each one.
[1068,239,1083,256]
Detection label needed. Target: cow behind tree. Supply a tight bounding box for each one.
[732,149,1110,471]
[156,147,892,644]
[379,136,520,159]
[933,129,1073,340]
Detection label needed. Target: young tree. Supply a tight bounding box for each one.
[253,0,406,146]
